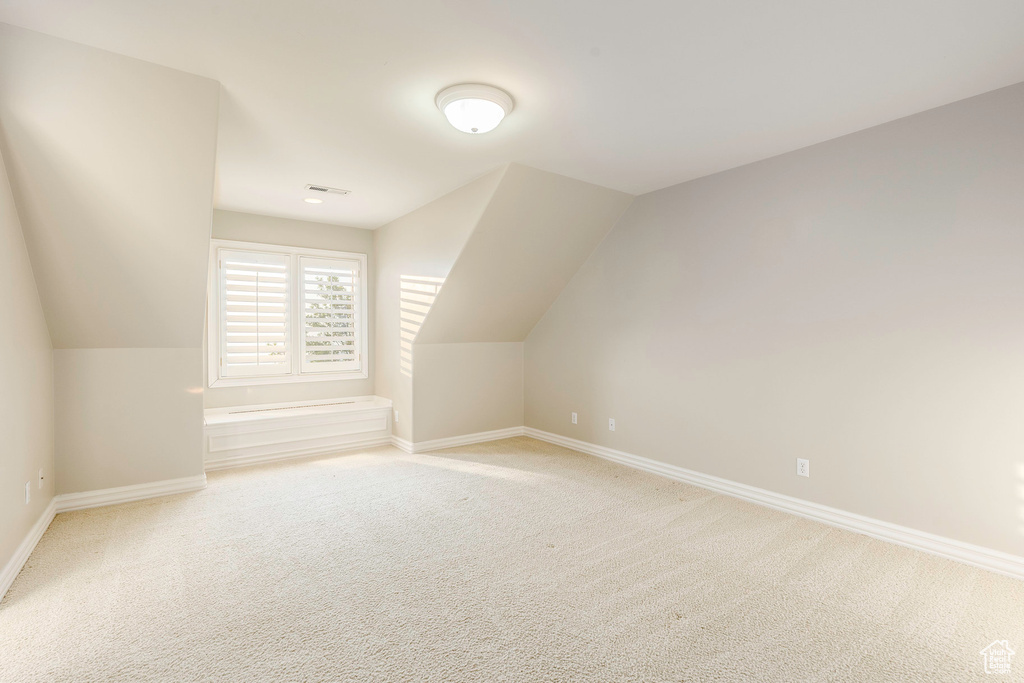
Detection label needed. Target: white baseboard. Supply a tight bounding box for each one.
[55,474,208,513]
[0,498,57,604]
[205,436,393,471]
[396,426,526,454]
[524,427,1024,581]
[391,435,414,453]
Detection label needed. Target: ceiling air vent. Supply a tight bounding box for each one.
[305,184,351,196]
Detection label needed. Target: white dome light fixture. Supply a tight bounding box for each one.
[435,83,514,134]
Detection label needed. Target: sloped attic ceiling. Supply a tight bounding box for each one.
[415,164,632,344]
[0,24,219,349]
[3,3,1024,229]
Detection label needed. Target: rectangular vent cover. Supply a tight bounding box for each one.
[305,184,351,196]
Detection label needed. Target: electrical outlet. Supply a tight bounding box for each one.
[571,412,577,424]
[393,408,399,424]
[38,469,44,490]
[25,482,31,504]
[608,418,616,432]
[796,458,809,477]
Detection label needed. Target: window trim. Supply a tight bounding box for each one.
[207,239,368,388]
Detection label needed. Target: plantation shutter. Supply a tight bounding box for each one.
[219,249,290,377]
[299,256,361,372]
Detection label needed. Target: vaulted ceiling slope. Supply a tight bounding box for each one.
[416,164,632,344]
[1,4,1022,229]
[0,24,219,348]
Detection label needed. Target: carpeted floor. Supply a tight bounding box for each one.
[2,437,1023,681]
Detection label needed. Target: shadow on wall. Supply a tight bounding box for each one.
[399,275,444,377]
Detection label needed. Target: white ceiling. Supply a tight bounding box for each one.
[1,1,1023,229]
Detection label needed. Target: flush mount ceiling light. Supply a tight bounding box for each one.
[435,84,514,134]
[303,197,323,204]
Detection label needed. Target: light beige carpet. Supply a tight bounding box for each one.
[2,437,1023,682]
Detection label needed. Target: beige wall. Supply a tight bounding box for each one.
[416,164,632,344]
[525,83,1024,555]
[0,26,219,494]
[54,349,203,494]
[413,343,523,443]
[0,24,219,349]
[374,169,505,442]
[204,210,375,408]
[0,145,54,574]
[379,164,627,443]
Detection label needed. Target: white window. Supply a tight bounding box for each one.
[299,256,360,373]
[208,240,368,387]
[219,249,291,377]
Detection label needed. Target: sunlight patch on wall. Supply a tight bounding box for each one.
[400,275,444,377]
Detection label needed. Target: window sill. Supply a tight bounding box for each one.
[209,369,368,389]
